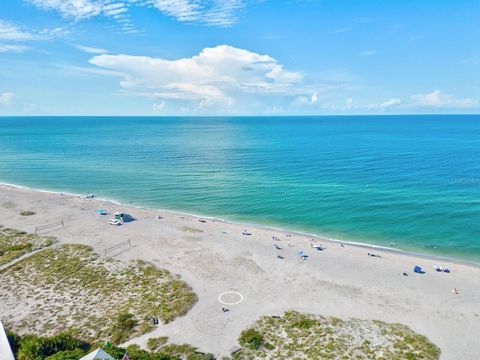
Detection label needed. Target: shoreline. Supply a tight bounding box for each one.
[1,181,478,268]
[1,181,479,359]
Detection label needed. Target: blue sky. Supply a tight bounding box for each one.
[0,0,479,115]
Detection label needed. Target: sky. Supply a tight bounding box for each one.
[0,0,479,116]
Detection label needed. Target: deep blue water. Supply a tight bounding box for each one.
[0,115,479,261]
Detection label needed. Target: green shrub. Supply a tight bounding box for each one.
[45,349,87,359]
[6,330,215,360]
[109,312,138,343]
[292,315,317,329]
[238,328,263,350]
[16,333,89,360]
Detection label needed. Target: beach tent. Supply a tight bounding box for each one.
[414,266,424,274]
[79,348,115,360]
[96,209,108,215]
[115,212,134,223]
[0,321,15,360]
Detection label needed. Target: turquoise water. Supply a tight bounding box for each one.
[0,115,479,262]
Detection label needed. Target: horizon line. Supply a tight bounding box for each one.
[1,113,479,118]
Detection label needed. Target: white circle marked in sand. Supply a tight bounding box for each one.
[218,291,244,306]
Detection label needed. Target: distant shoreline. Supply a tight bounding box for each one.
[2,181,478,268]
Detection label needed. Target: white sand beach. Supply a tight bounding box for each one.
[0,184,479,359]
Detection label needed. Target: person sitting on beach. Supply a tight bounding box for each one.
[451,288,459,294]
[222,307,229,312]
[403,272,408,276]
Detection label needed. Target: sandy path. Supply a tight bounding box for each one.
[0,184,479,359]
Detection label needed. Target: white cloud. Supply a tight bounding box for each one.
[0,19,68,41]
[89,45,306,109]
[26,0,246,27]
[75,44,108,54]
[410,90,477,109]
[26,0,117,19]
[293,91,320,107]
[153,101,166,112]
[379,98,401,108]
[151,0,245,26]
[0,43,29,53]
[0,20,36,41]
[0,92,15,106]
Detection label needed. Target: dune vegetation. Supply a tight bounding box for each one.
[230,311,440,360]
[0,242,197,343]
[0,225,55,266]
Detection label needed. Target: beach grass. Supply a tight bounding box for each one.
[0,225,55,266]
[0,243,197,343]
[147,336,169,351]
[230,310,440,359]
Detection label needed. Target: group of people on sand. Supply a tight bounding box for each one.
[243,229,461,296]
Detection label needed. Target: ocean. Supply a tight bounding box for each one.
[0,115,479,262]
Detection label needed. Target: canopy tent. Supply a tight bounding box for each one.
[79,348,115,360]
[0,321,15,360]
